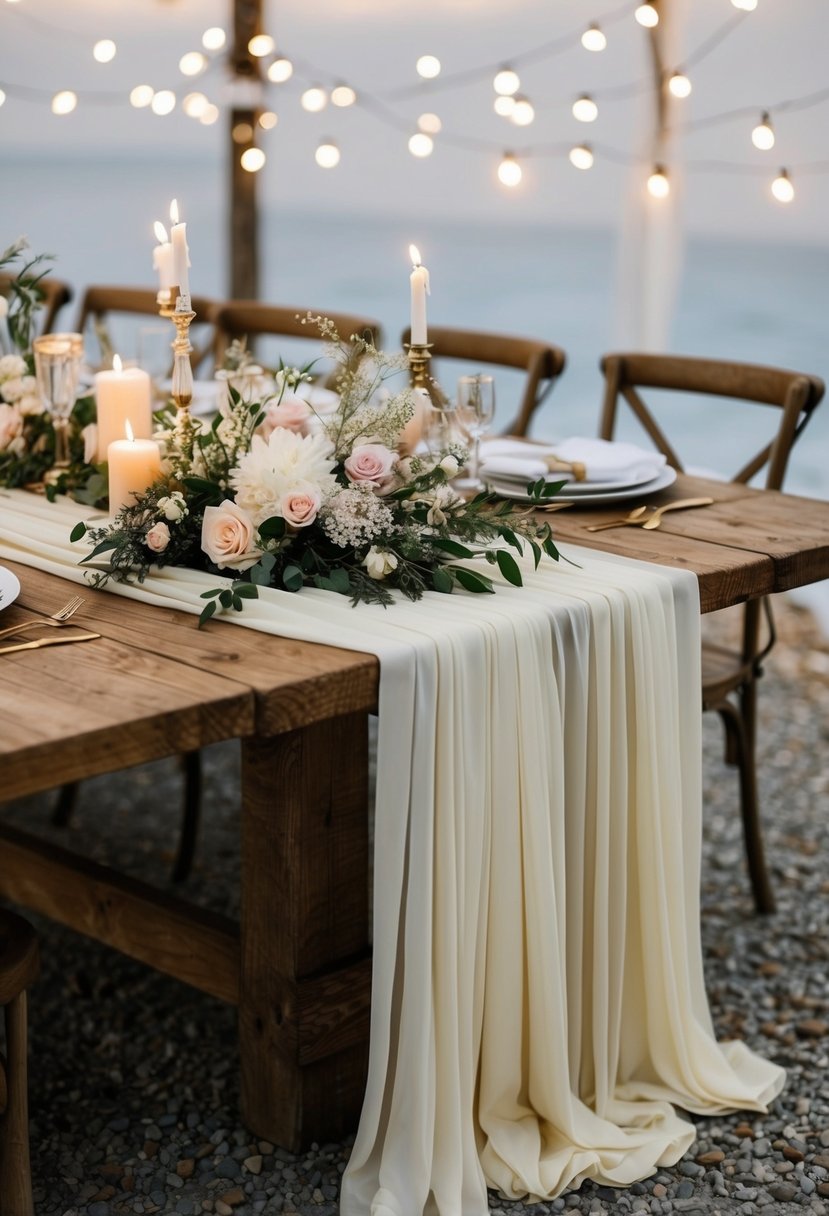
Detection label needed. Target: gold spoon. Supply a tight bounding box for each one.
[639,496,715,530]
[586,505,650,532]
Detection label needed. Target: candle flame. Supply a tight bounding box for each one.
[125,419,135,443]
[170,198,180,224]
[409,244,421,267]
[113,353,123,373]
[154,220,169,244]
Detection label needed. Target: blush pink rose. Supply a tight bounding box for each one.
[258,395,312,438]
[0,403,23,452]
[344,442,398,492]
[145,521,171,553]
[201,500,262,571]
[281,482,322,529]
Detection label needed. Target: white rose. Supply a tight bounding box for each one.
[0,377,26,404]
[0,354,26,380]
[425,484,464,528]
[82,423,98,465]
[362,546,399,580]
[17,394,44,417]
[157,492,188,522]
[145,521,171,553]
[0,403,24,452]
[201,500,262,571]
[440,455,459,479]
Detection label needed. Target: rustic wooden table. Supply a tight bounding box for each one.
[1,474,828,1150]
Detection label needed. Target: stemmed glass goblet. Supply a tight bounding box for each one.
[455,373,495,491]
[33,332,84,470]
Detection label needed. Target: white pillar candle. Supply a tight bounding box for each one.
[95,355,153,462]
[153,221,175,290]
[169,197,190,301]
[409,244,430,346]
[107,422,162,512]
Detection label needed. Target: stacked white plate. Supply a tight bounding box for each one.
[480,438,677,505]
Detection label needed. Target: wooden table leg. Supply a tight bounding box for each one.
[239,712,372,1151]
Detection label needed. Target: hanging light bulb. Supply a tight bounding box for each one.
[418,112,442,134]
[241,147,266,172]
[248,34,275,57]
[331,84,357,107]
[51,90,77,116]
[151,90,176,116]
[731,0,758,9]
[202,27,226,51]
[232,121,254,144]
[416,55,441,79]
[751,112,775,150]
[668,71,692,98]
[569,144,594,170]
[635,3,659,27]
[179,51,207,77]
[301,86,328,112]
[771,169,794,203]
[183,92,209,119]
[498,153,522,188]
[581,24,607,51]
[200,103,219,125]
[572,95,598,122]
[258,110,278,130]
[93,39,116,63]
[315,140,341,168]
[493,67,520,95]
[130,85,154,109]
[408,132,434,157]
[510,95,535,126]
[494,95,516,117]
[268,58,293,83]
[647,165,670,198]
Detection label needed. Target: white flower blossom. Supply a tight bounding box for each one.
[440,455,460,479]
[321,484,395,549]
[363,547,399,580]
[0,376,27,404]
[230,427,338,525]
[0,354,26,380]
[17,394,44,417]
[157,491,189,522]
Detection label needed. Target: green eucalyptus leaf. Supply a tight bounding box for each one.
[495,548,523,587]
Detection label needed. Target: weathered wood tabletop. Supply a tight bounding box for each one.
[1,472,827,1149]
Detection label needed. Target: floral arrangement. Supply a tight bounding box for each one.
[73,317,563,621]
[0,238,101,501]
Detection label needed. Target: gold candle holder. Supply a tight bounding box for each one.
[158,287,198,460]
[405,342,433,390]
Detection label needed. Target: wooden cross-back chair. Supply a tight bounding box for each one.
[599,352,825,914]
[0,908,39,1216]
[76,285,218,373]
[0,273,73,337]
[401,324,567,437]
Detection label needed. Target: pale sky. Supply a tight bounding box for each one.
[2,0,828,242]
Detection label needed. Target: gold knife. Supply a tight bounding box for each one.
[0,631,101,655]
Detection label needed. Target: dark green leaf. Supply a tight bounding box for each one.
[258,516,286,540]
[499,527,523,553]
[282,564,304,592]
[199,588,220,600]
[198,600,217,627]
[432,568,454,594]
[233,582,259,599]
[496,548,523,587]
[452,567,495,594]
[70,522,87,543]
[431,538,477,559]
[219,589,234,608]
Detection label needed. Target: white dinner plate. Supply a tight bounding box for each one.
[487,465,678,505]
[0,565,21,613]
[483,464,664,496]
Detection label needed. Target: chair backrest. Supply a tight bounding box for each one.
[401,324,566,437]
[76,285,218,372]
[599,353,825,491]
[213,302,383,370]
[0,273,73,337]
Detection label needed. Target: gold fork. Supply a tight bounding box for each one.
[0,594,85,641]
[586,506,649,532]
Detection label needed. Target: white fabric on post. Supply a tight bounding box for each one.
[0,491,784,1215]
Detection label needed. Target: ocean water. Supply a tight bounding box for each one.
[4,155,828,623]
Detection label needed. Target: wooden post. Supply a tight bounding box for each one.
[230,0,263,299]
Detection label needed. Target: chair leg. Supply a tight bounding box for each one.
[0,993,34,1216]
[51,782,79,828]
[717,698,776,915]
[172,750,203,884]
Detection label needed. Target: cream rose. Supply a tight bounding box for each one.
[281,482,321,529]
[0,403,23,452]
[0,354,25,380]
[201,500,262,571]
[259,396,312,439]
[344,443,398,492]
[145,521,171,553]
[0,376,26,404]
[362,547,399,580]
[17,393,44,417]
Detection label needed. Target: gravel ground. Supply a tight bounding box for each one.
[2,597,828,1216]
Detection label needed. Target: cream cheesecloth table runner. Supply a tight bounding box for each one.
[0,491,784,1216]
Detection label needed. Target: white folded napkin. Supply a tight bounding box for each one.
[480,437,666,484]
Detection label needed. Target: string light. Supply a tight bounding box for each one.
[572,95,598,122]
[647,165,670,197]
[497,153,522,188]
[51,90,77,115]
[232,121,254,143]
[315,140,340,168]
[301,86,328,112]
[179,52,207,77]
[493,67,520,95]
[731,0,758,9]
[202,28,226,51]
[151,90,176,116]
[408,132,434,157]
[418,112,442,134]
[494,95,516,117]
[569,143,594,170]
[635,3,659,28]
[129,85,154,109]
[248,34,275,58]
[241,147,266,172]
[416,55,441,80]
[510,95,535,126]
[668,71,692,99]
[331,84,357,107]
[268,58,293,83]
[581,24,607,52]
[93,40,116,64]
[258,110,278,130]
[771,168,794,202]
[183,91,209,118]
[751,111,775,150]
[199,103,219,125]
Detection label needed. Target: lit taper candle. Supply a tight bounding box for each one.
[409,244,429,345]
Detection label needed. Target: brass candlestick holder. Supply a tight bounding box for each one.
[405,341,463,454]
[405,341,433,391]
[158,287,198,464]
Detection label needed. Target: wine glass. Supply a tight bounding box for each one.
[33,332,84,469]
[455,373,495,490]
